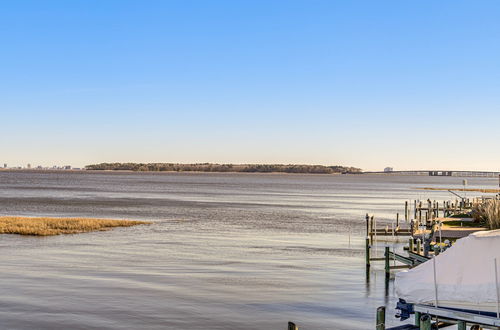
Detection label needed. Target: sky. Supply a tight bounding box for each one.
[1,1,499,171]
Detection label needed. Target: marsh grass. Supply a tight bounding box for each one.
[472,200,500,230]
[0,217,149,236]
[419,187,500,193]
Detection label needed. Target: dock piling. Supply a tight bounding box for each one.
[384,246,390,280]
[366,214,370,237]
[419,314,431,330]
[376,306,385,330]
[419,201,422,222]
[370,216,375,244]
[405,201,408,221]
[288,321,298,330]
[414,312,421,327]
[457,321,466,330]
[366,237,371,270]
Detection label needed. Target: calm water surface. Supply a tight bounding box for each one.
[0,172,496,329]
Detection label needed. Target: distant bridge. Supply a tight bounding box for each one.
[363,170,500,177]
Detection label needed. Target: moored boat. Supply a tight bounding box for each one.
[395,229,500,315]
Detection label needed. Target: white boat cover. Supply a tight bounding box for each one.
[395,229,500,312]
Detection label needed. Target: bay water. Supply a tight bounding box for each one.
[0,172,495,329]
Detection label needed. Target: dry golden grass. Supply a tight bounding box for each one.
[473,200,500,230]
[0,216,149,236]
[418,187,500,193]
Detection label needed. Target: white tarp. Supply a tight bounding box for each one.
[395,229,500,312]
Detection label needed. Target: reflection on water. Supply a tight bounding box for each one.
[0,172,495,329]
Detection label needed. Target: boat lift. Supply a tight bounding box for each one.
[377,302,500,329]
[379,254,500,329]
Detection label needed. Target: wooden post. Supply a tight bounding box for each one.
[414,311,421,327]
[366,237,370,270]
[396,213,399,227]
[419,201,422,222]
[376,306,385,330]
[384,246,390,280]
[288,321,298,330]
[405,201,408,221]
[409,237,414,253]
[420,313,431,330]
[414,200,417,219]
[366,214,370,237]
[370,216,374,245]
[424,223,436,258]
[457,320,466,330]
[417,239,421,255]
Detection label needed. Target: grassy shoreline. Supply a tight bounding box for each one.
[0,217,149,236]
[417,187,500,193]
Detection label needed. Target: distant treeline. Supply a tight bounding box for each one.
[85,163,362,174]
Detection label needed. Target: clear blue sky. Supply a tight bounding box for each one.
[1,1,499,171]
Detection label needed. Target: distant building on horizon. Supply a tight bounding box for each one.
[384,167,394,173]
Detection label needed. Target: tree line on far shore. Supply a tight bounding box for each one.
[85,163,362,174]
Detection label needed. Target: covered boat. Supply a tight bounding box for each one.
[395,229,500,314]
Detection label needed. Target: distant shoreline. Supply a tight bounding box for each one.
[84,162,362,175]
[0,168,356,175]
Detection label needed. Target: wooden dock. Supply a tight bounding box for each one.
[289,195,497,330]
[369,197,497,329]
